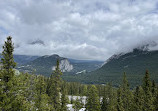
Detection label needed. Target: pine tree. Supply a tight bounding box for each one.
[82,85,87,96]
[117,87,124,111]
[60,89,68,111]
[86,85,101,111]
[117,73,134,111]
[35,75,52,110]
[151,80,157,96]
[101,83,117,111]
[11,94,31,111]
[142,70,154,111]
[142,70,152,92]
[1,36,16,82]
[154,89,158,110]
[133,86,145,111]
[47,59,62,111]
[73,97,83,111]
[0,36,17,110]
[0,71,4,110]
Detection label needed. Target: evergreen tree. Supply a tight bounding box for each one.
[0,36,17,110]
[101,83,117,111]
[133,86,145,111]
[154,89,158,110]
[151,80,157,96]
[86,85,101,111]
[1,36,16,82]
[0,71,4,110]
[82,85,87,96]
[60,89,68,111]
[47,59,62,111]
[117,73,134,111]
[35,75,52,110]
[117,87,124,111]
[11,94,31,111]
[142,70,154,111]
[142,70,152,92]
[73,97,83,111]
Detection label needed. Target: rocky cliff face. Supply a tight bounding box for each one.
[52,59,73,72]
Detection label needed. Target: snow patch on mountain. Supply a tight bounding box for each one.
[76,70,86,74]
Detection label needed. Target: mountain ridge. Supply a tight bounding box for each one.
[63,49,158,87]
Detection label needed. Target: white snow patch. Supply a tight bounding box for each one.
[76,70,86,74]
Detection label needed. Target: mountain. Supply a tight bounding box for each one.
[17,54,72,76]
[64,49,158,87]
[0,54,39,65]
[17,54,103,76]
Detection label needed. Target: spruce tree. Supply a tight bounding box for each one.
[1,36,16,82]
[47,59,62,111]
[101,83,117,111]
[0,36,16,110]
[117,73,134,111]
[86,85,101,111]
[142,70,154,111]
[151,80,157,96]
[133,86,145,111]
[142,70,152,92]
[60,89,68,111]
[117,87,124,111]
[154,89,158,110]
[0,71,4,110]
[73,97,83,111]
[35,75,52,110]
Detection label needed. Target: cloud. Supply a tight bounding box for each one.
[0,0,158,60]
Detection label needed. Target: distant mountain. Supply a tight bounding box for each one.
[0,54,39,65]
[64,49,158,87]
[17,54,72,76]
[17,54,103,76]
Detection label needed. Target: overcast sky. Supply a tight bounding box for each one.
[0,0,158,61]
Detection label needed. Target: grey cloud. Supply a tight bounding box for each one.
[0,0,158,60]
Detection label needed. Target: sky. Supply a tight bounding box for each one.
[0,0,158,61]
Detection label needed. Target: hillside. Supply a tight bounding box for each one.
[16,54,103,76]
[63,49,158,87]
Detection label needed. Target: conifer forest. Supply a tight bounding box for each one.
[1,0,158,110]
[0,37,158,111]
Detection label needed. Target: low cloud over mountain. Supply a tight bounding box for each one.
[0,0,158,60]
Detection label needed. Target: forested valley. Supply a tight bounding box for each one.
[0,37,158,111]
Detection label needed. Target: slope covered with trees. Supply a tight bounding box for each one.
[64,48,158,87]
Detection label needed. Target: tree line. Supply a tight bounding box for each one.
[0,36,158,111]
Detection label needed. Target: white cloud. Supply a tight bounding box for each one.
[0,0,158,60]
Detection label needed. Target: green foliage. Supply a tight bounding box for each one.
[133,86,145,111]
[1,36,16,79]
[101,83,117,111]
[60,89,68,111]
[73,98,83,111]
[47,59,62,110]
[86,85,101,111]
[117,73,134,111]
[0,36,18,110]
[142,70,154,111]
